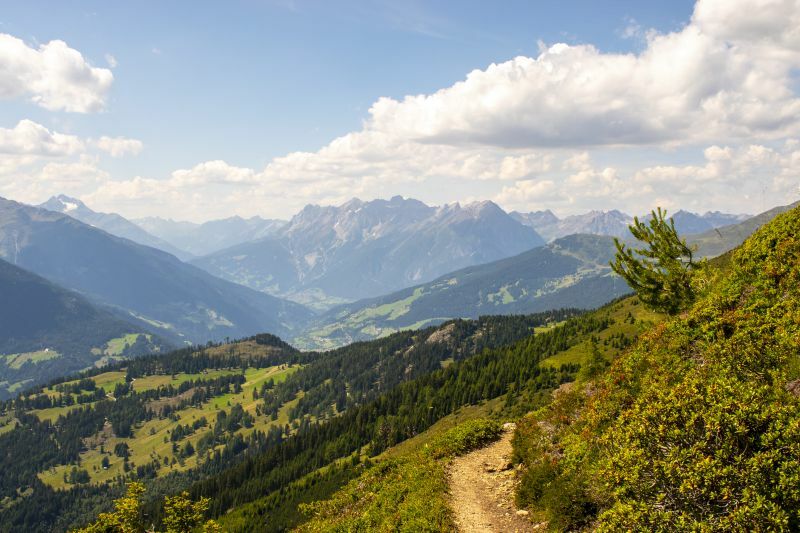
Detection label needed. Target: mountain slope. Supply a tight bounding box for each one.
[134,215,286,257]
[0,311,563,532]
[688,201,799,258]
[297,234,630,348]
[0,258,166,399]
[38,195,193,261]
[0,197,313,344]
[194,196,546,307]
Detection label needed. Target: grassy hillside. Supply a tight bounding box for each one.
[297,418,502,532]
[512,205,800,530]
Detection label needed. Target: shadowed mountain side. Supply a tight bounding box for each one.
[0,197,313,345]
[0,258,169,399]
[39,195,193,261]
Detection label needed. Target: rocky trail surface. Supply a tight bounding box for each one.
[448,423,537,532]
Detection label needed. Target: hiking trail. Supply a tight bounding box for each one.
[448,423,538,532]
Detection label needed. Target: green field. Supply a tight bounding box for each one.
[104,333,150,356]
[3,349,61,369]
[296,287,428,348]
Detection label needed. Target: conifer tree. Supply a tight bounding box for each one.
[611,207,697,314]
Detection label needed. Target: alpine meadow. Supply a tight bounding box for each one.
[0,1,799,531]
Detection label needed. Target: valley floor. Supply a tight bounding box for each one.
[448,423,535,533]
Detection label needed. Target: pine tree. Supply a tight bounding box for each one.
[611,207,698,314]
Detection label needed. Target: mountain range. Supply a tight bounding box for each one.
[193,196,546,307]
[0,197,312,346]
[2,192,776,356]
[512,208,750,241]
[134,215,286,257]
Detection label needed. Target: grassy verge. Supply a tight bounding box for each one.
[296,418,502,532]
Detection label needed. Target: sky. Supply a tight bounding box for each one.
[0,0,798,222]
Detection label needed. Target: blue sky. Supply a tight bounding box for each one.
[0,0,797,220]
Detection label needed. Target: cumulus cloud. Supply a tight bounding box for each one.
[93,136,143,157]
[0,120,84,157]
[0,33,113,112]
[0,154,109,205]
[170,160,256,185]
[364,1,800,148]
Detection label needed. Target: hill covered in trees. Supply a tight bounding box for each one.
[0,309,582,532]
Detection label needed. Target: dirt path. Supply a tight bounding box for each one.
[448,423,535,533]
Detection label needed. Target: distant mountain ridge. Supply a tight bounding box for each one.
[134,215,286,257]
[193,196,546,307]
[688,201,800,258]
[39,195,193,260]
[0,197,313,345]
[512,208,751,241]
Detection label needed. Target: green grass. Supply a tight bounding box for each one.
[0,415,16,436]
[103,333,149,356]
[131,368,239,392]
[297,287,429,348]
[297,418,503,532]
[3,350,61,369]
[381,398,504,460]
[487,284,516,305]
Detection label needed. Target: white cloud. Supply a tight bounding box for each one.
[496,179,565,206]
[170,160,256,185]
[0,155,109,205]
[104,53,118,68]
[0,33,113,112]
[93,136,143,157]
[363,8,800,148]
[0,120,84,157]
